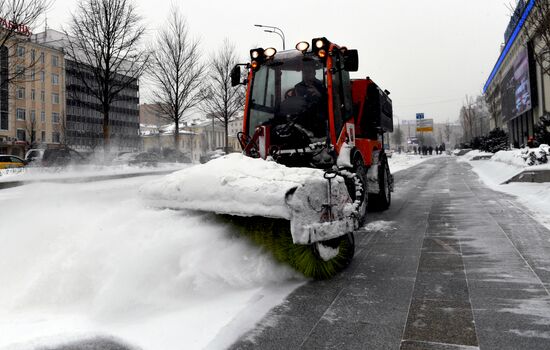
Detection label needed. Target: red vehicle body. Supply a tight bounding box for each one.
[232,37,393,218]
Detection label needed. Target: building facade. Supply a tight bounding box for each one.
[141,118,226,162]
[227,116,243,151]
[484,0,550,146]
[0,34,66,157]
[32,29,140,153]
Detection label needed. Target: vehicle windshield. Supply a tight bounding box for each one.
[248,53,327,139]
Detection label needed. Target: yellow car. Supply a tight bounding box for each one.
[0,155,26,169]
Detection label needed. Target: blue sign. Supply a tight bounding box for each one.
[416,113,424,120]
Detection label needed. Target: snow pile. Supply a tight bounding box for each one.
[141,153,355,244]
[490,145,550,169]
[0,177,303,350]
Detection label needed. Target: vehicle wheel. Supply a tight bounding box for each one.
[345,155,368,226]
[369,157,391,211]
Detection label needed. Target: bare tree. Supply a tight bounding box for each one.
[64,0,149,153]
[444,120,452,143]
[392,126,403,148]
[523,0,550,78]
[0,0,51,86]
[200,40,245,152]
[25,110,36,148]
[460,95,477,142]
[148,6,205,152]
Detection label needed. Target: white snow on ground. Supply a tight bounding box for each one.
[0,176,303,350]
[0,163,189,183]
[464,150,550,232]
[387,152,439,174]
[364,220,396,232]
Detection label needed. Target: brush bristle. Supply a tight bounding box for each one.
[217,215,354,280]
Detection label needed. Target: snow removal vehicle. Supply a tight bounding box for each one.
[141,37,393,279]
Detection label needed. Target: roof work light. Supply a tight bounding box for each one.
[264,47,277,58]
[295,41,310,53]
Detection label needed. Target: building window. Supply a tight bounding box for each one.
[40,52,45,64]
[51,73,59,85]
[31,49,35,62]
[16,65,24,75]
[16,108,25,120]
[52,55,59,67]
[31,89,35,100]
[16,87,25,99]
[41,130,45,142]
[40,71,45,82]
[17,46,25,57]
[40,90,45,102]
[30,110,36,122]
[52,93,59,104]
[52,132,60,143]
[40,111,45,122]
[30,69,35,80]
[16,129,26,141]
[52,112,59,123]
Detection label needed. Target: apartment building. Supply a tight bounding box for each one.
[32,29,140,153]
[0,33,65,157]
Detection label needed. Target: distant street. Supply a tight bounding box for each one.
[230,156,550,350]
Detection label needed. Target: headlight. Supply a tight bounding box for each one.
[264,47,277,58]
[250,48,264,60]
[295,41,310,52]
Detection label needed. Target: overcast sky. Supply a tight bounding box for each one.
[42,0,513,123]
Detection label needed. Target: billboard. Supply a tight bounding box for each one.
[501,47,532,123]
[416,118,433,132]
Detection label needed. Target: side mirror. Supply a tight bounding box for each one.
[344,49,358,72]
[231,65,241,87]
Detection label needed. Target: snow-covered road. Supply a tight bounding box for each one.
[0,175,303,350]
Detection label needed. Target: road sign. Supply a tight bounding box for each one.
[416,113,425,120]
[416,118,433,132]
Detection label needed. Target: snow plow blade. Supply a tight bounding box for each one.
[140,153,358,279]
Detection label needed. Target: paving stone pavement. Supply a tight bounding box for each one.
[229,156,550,350]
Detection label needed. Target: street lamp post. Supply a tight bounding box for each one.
[254,24,286,50]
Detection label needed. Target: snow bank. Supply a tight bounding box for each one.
[456,150,494,162]
[141,153,355,244]
[489,145,550,169]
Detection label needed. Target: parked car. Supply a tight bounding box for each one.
[0,155,26,169]
[112,152,159,167]
[41,148,86,167]
[25,149,45,165]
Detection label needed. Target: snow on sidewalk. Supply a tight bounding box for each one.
[464,149,550,231]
